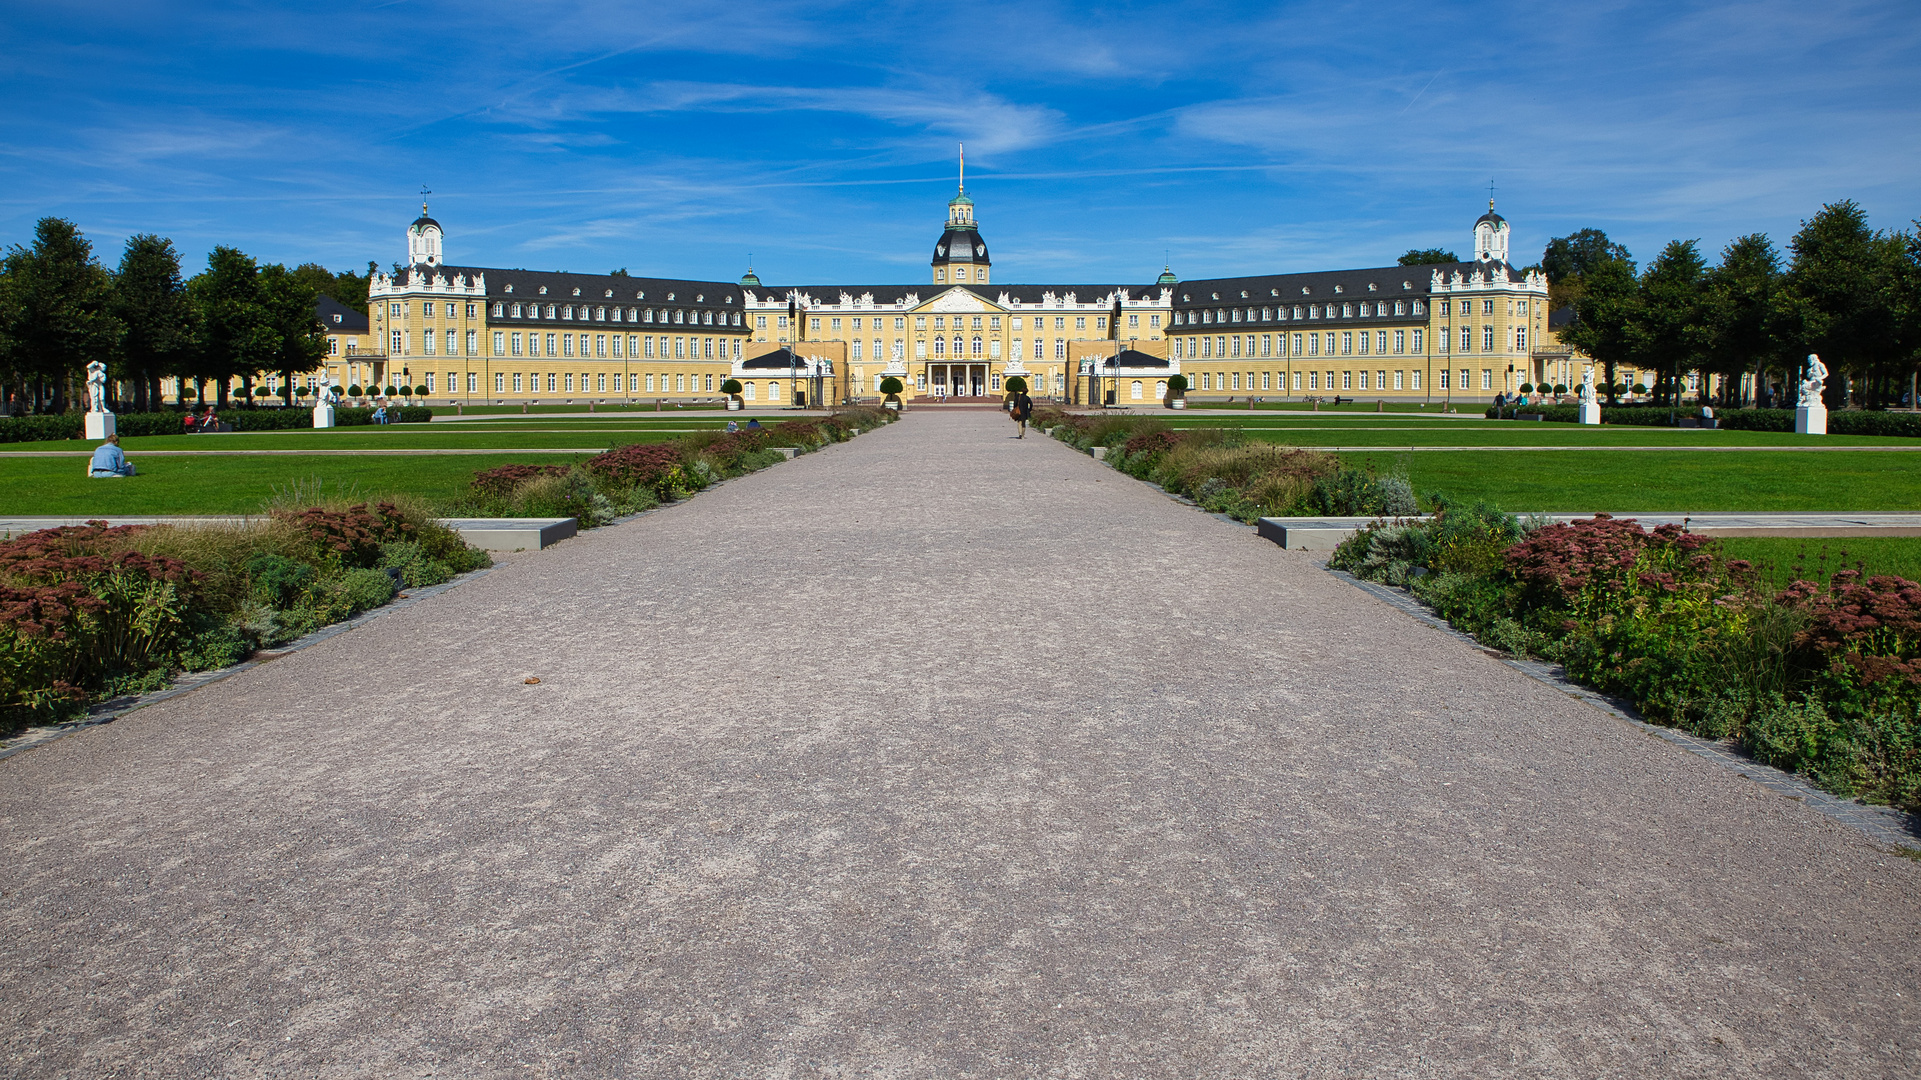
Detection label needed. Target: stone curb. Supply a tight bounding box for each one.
[1326,567,1921,852]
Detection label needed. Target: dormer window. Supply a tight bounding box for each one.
[504,284,514,294]
[538,286,547,295]
[1367,283,1378,291]
[604,289,613,298]
[667,293,676,300]
[1271,289,1279,296]
[572,287,581,297]
[1333,285,1344,294]
[1301,287,1311,295]
[1240,291,1248,298]
[332,314,342,323]
[696,294,704,302]
[1403,281,1413,289]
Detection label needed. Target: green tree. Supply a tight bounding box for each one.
[259,263,326,405]
[1563,254,1640,404]
[0,218,121,413]
[290,262,370,315]
[1541,228,1633,312]
[1398,248,1459,266]
[1704,234,1784,406]
[1776,200,1905,407]
[112,235,195,412]
[1635,239,1712,408]
[190,247,276,408]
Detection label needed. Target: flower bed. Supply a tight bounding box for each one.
[1039,411,1414,521]
[1332,506,1921,812]
[0,506,489,735]
[455,407,896,527]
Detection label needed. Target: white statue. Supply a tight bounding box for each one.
[85,360,108,413]
[1799,354,1828,407]
[1579,367,1595,401]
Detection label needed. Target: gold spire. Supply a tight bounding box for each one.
[959,142,965,193]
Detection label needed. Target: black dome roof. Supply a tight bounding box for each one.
[412,214,441,232]
[933,227,988,264]
[1476,209,1506,227]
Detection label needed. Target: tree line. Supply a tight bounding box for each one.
[0,217,373,414]
[1545,201,1921,408]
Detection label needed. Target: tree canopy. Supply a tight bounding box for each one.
[1398,248,1459,266]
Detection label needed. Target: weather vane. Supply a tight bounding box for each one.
[420,185,432,213]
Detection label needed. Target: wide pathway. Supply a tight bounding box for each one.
[3,411,1918,1078]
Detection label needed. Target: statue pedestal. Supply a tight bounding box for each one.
[1578,400,1601,426]
[312,403,336,429]
[85,411,115,439]
[1795,403,1827,435]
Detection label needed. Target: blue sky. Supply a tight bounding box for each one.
[2,1,1917,287]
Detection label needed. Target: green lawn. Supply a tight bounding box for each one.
[1718,537,1921,588]
[0,453,587,515]
[1160,415,1921,449]
[1,429,685,453]
[1333,450,1921,512]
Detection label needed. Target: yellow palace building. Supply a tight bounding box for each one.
[298,186,1563,408]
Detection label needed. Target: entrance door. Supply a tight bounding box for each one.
[970,365,985,397]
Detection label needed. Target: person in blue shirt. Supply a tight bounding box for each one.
[88,434,136,477]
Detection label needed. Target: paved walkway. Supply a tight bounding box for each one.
[3,412,1918,1078]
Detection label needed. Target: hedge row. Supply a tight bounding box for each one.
[1487,403,1921,437]
[0,406,433,443]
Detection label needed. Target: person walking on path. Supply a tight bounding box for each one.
[88,433,136,477]
[1010,386,1034,438]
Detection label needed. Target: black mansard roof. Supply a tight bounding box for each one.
[394,264,743,311]
[745,283,1163,308]
[316,294,368,333]
[1171,261,1526,312]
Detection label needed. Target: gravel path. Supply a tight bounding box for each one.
[3,410,1918,1078]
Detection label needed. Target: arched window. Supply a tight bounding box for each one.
[971,336,983,356]
[933,337,946,356]
[743,382,756,400]
[1131,380,1143,400]
[952,336,964,356]
[1155,380,1167,398]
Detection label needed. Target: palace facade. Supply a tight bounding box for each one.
[299,186,1569,408]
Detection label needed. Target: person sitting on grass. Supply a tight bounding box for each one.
[198,404,220,432]
[88,434,136,477]
[746,418,762,430]
[372,403,388,425]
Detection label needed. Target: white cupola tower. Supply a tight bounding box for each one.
[408,202,444,267]
[1473,199,1509,264]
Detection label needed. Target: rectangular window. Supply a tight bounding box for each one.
[1308,333,1319,356]
[1231,372,1241,390]
[1342,371,1352,390]
[547,373,557,393]
[676,374,685,392]
[1358,331,1368,356]
[1308,371,1319,390]
[1377,370,1386,392]
[1516,326,1527,351]
[1412,370,1422,390]
[390,330,403,354]
[1483,326,1495,352]
[1394,370,1404,390]
[424,373,436,392]
[1413,329,1424,353]
[510,332,522,356]
[1459,369,1469,390]
[1483,299,1495,315]
[546,333,557,357]
[1261,335,1272,357]
[1439,369,1450,390]
[513,373,524,392]
[468,373,477,393]
[1341,332,1353,356]
[564,373,574,392]
[1292,371,1301,390]
[1075,317,1086,330]
[645,374,655,392]
[1482,369,1493,390]
[596,335,606,358]
[495,372,504,393]
[1460,326,1472,352]
[1376,331,1387,355]
[1394,330,1406,354]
